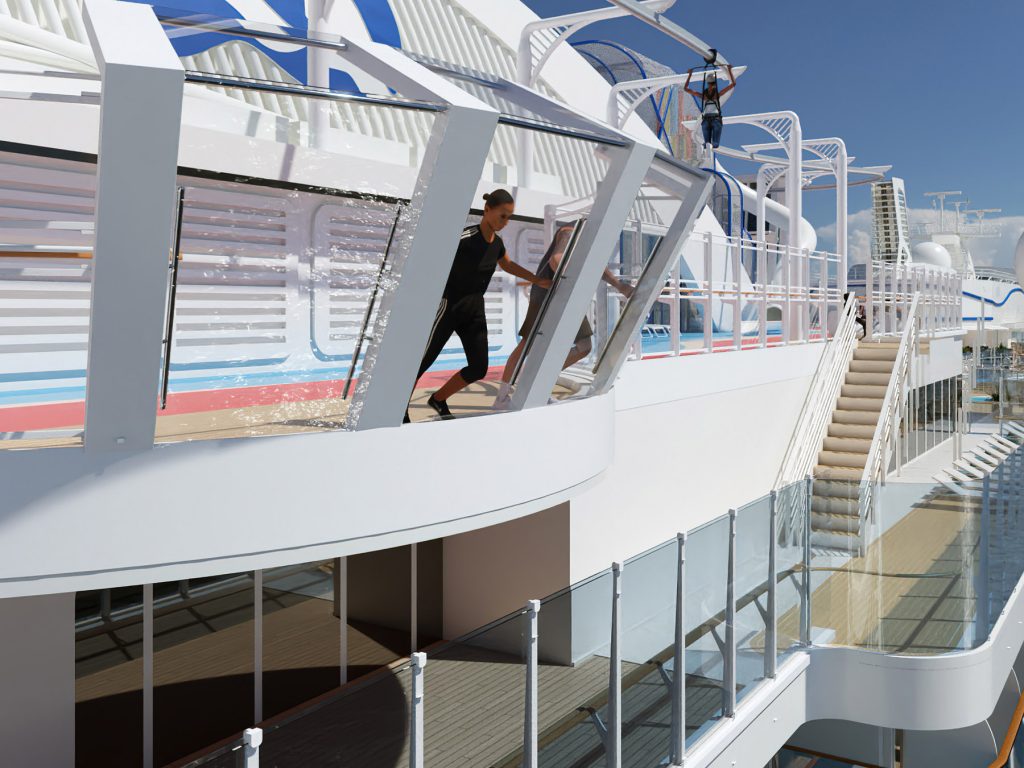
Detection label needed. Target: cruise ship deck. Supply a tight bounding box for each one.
[1,1,1022,768]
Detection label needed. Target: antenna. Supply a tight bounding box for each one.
[964,208,1002,239]
[923,191,963,233]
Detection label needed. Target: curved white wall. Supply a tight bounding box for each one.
[0,393,614,597]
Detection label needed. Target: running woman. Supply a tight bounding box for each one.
[406,189,550,421]
[495,222,632,407]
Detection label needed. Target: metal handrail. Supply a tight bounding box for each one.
[183,71,447,113]
[989,670,1024,767]
[775,293,859,488]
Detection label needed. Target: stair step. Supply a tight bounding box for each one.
[837,396,884,412]
[841,384,888,399]
[845,372,890,386]
[818,450,868,469]
[854,347,899,362]
[831,409,879,427]
[823,436,872,454]
[811,511,861,532]
[828,423,876,439]
[811,495,860,515]
[814,464,863,481]
[810,529,861,552]
[849,360,894,374]
[813,479,862,499]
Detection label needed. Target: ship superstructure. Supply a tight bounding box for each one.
[0,2,1021,768]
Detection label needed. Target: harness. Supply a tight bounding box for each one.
[698,48,723,121]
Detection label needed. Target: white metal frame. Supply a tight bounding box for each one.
[82,0,184,452]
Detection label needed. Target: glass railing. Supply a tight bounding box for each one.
[172,438,1024,766]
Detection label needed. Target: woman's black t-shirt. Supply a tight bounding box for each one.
[443,225,506,301]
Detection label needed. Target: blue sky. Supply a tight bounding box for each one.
[523,1,1024,265]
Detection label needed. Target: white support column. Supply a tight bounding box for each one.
[409,652,427,768]
[344,44,499,430]
[82,0,184,451]
[835,141,848,295]
[591,162,712,392]
[670,534,687,766]
[143,582,154,768]
[410,543,418,654]
[523,599,541,768]
[336,557,348,685]
[306,0,332,150]
[786,120,803,343]
[254,569,263,722]
[511,142,657,410]
[243,728,263,768]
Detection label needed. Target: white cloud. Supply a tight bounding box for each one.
[818,207,1024,272]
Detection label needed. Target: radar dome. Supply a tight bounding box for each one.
[1016,231,1024,286]
[912,241,952,269]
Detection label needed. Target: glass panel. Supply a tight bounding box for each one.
[76,586,144,766]
[156,79,431,441]
[153,572,255,766]
[257,662,413,768]
[808,480,985,655]
[620,540,677,766]
[685,515,729,746]
[734,494,770,703]
[0,152,96,449]
[776,481,807,663]
[537,570,613,768]
[262,560,341,720]
[423,604,528,766]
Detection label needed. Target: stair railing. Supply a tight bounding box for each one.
[774,294,858,545]
[858,293,920,540]
[776,294,859,488]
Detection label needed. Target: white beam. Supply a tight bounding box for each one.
[346,52,498,430]
[82,0,184,451]
[510,141,657,410]
[591,158,713,392]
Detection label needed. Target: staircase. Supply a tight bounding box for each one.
[810,339,900,550]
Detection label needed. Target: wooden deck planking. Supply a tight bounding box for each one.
[3,380,573,449]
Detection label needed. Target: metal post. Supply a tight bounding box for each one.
[410,543,418,654]
[980,473,991,636]
[523,599,540,768]
[800,476,813,645]
[724,510,737,718]
[668,256,681,357]
[766,490,778,679]
[609,562,623,768]
[865,261,874,340]
[143,583,153,768]
[671,533,687,765]
[254,569,263,723]
[703,232,713,353]
[336,557,348,685]
[783,247,792,345]
[243,728,263,768]
[732,239,742,351]
[159,186,185,410]
[409,652,427,768]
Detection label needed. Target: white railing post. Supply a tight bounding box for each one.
[671,533,686,765]
[524,599,540,768]
[609,562,623,768]
[143,582,153,768]
[759,242,768,348]
[704,232,713,354]
[783,246,792,345]
[800,476,813,646]
[670,259,681,357]
[865,261,874,339]
[409,652,427,768]
[732,238,742,351]
[724,509,737,717]
[766,491,778,679]
[243,728,263,768]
